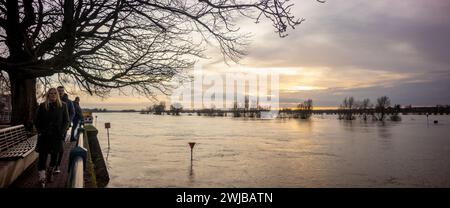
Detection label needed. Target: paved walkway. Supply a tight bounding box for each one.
[9,139,76,188]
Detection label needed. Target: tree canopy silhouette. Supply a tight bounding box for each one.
[0,0,318,128]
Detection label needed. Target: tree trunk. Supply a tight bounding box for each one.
[8,72,37,132]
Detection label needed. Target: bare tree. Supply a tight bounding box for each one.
[297,99,313,119]
[170,102,182,116]
[0,0,322,128]
[339,96,355,120]
[390,104,402,121]
[153,101,166,115]
[357,98,372,121]
[376,96,391,121]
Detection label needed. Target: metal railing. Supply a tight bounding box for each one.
[68,123,87,188]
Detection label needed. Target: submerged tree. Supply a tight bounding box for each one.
[376,96,391,121]
[357,98,372,121]
[232,101,241,118]
[339,96,355,120]
[297,99,313,119]
[0,0,322,128]
[170,102,182,116]
[390,104,402,121]
[153,101,166,115]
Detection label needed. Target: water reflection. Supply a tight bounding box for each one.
[341,120,355,132]
[294,119,314,133]
[106,147,110,161]
[340,119,386,135]
[377,121,391,138]
[188,159,195,184]
[377,121,393,150]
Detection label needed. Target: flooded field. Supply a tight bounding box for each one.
[94,113,450,187]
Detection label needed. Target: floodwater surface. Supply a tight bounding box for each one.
[94,113,450,187]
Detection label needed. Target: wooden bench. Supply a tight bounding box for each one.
[0,125,36,160]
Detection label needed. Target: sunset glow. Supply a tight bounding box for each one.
[70,0,450,110]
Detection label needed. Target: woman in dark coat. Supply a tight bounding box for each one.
[35,88,70,187]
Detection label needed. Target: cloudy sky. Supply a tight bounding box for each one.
[80,0,450,110]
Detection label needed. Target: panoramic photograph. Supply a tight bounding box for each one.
[1,0,450,192]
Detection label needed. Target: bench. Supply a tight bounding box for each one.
[0,125,38,187]
[0,125,37,160]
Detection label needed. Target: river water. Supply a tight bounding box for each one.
[93,113,450,187]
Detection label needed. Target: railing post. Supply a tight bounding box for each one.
[68,125,87,188]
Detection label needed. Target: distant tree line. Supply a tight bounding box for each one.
[142,101,183,115]
[83,108,136,113]
[141,102,166,115]
[338,96,401,121]
[135,96,449,120]
[277,99,313,119]
[83,108,108,112]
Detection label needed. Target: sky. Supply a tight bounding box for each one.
[78,0,450,110]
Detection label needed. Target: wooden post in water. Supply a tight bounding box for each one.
[105,122,111,149]
[189,142,196,161]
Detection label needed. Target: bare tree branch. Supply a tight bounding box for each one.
[1,0,315,98]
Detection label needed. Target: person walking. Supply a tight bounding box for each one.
[35,88,70,188]
[54,86,74,173]
[70,96,84,142]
